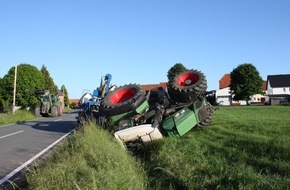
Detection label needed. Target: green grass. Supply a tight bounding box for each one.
[25,106,290,190]
[145,106,290,189]
[26,123,147,190]
[0,110,35,126]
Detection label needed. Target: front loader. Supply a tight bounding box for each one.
[77,74,115,123]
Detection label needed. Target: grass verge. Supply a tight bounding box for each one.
[0,110,35,126]
[26,123,147,190]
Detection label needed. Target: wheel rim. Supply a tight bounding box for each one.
[177,72,199,86]
[109,87,137,104]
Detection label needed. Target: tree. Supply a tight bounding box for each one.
[61,85,69,107]
[1,64,45,108]
[167,63,187,81]
[41,65,58,94]
[0,78,9,112]
[0,77,3,100]
[230,63,263,103]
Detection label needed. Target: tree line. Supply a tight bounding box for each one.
[0,64,69,112]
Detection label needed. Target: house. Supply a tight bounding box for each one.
[69,99,80,105]
[250,81,267,104]
[266,74,290,105]
[216,73,266,106]
[215,74,232,105]
[216,87,232,106]
[58,90,65,108]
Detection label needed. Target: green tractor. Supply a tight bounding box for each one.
[34,90,63,117]
[99,69,213,149]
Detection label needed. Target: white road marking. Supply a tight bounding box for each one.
[0,131,24,139]
[0,129,75,185]
[54,118,62,122]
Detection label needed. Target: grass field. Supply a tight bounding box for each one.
[145,106,290,189]
[25,106,290,190]
[0,110,35,126]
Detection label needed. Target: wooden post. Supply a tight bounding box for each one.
[12,65,17,114]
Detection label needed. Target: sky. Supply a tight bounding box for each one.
[1,1,290,98]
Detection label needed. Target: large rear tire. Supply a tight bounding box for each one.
[58,103,63,116]
[102,84,146,116]
[51,106,58,117]
[197,102,213,128]
[168,69,207,103]
[35,107,41,117]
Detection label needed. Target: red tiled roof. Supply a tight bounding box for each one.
[69,99,80,104]
[219,74,231,89]
[141,82,167,91]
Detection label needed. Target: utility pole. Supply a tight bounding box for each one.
[12,65,17,114]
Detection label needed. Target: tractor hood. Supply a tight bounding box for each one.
[114,124,163,148]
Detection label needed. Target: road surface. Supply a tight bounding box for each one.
[0,111,78,187]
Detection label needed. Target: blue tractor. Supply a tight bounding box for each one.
[77,74,114,123]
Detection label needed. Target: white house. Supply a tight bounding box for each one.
[250,81,267,104]
[216,87,232,105]
[266,74,290,105]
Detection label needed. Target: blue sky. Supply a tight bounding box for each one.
[1,1,290,98]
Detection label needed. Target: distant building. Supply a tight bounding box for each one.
[266,74,290,105]
[58,90,65,108]
[216,74,233,106]
[69,99,80,105]
[250,81,267,104]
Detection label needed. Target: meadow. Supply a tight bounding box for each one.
[25,106,290,189]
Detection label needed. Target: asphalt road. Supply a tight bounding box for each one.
[0,111,78,186]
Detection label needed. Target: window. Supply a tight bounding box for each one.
[283,88,286,92]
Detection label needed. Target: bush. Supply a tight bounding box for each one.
[0,99,10,113]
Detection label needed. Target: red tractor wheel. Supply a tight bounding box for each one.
[102,84,146,116]
[168,69,207,103]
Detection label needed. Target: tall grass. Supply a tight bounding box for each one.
[0,110,35,126]
[145,106,290,189]
[26,123,147,190]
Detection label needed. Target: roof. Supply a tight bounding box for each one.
[141,82,167,91]
[69,99,80,104]
[58,90,64,96]
[219,74,231,89]
[267,74,290,88]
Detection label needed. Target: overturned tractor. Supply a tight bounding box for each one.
[80,69,213,148]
